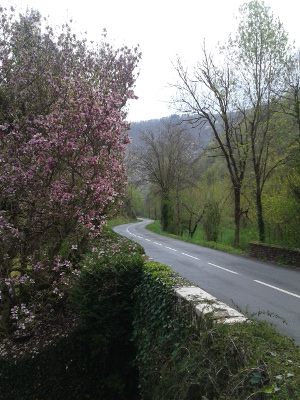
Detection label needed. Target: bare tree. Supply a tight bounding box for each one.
[171,46,249,247]
[132,118,200,232]
[180,195,206,238]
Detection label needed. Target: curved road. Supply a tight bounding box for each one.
[113,219,300,346]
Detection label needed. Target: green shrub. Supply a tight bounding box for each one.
[0,327,99,400]
[0,230,145,400]
[69,249,144,399]
[202,200,221,242]
[133,262,196,399]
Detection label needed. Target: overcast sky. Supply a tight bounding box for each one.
[2,0,299,122]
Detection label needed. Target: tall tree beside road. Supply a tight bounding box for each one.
[226,0,292,242]
[172,48,249,247]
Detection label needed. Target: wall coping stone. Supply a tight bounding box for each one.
[175,286,247,325]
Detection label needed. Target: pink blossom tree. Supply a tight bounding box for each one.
[0,6,141,337]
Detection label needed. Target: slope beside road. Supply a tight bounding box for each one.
[113,219,300,346]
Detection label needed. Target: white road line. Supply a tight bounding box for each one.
[144,239,151,242]
[254,280,300,299]
[165,246,177,252]
[125,227,143,239]
[207,262,239,275]
[153,242,162,246]
[182,253,199,260]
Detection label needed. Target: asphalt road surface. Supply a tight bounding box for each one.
[113,219,300,346]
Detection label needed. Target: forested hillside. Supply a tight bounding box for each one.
[128,114,214,149]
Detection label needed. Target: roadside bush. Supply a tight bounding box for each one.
[69,233,144,399]
[0,327,95,400]
[0,230,144,400]
[203,200,221,242]
[133,262,196,399]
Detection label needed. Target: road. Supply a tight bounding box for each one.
[113,219,300,346]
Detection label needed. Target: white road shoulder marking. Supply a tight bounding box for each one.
[165,246,177,252]
[182,253,199,260]
[208,262,239,275]
[254,280,300,299]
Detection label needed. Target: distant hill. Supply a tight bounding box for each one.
[127,114,214,150]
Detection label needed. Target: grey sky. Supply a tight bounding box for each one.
[2,0,299,121]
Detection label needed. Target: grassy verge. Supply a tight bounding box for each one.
[146,220,247,256]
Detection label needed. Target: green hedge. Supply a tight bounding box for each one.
[0,231,144,400]
[70,251,144,399]
[133,262,300,400]
[0,328,103,399]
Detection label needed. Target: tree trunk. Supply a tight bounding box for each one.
[234,186,241,248]
[253,164,265,242]
[161,195,172,232]
[256,188,265,242]
[176,190,181,236]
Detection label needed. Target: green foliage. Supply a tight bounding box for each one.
[0,229,145,399]
[69,236,144,399]
[0,328,100,400]
[133,262,192,399]
[203,200,221,242]
[152,320,300,400]
[126,184,144,217]
[133,262,300,400]
[263,174,300,248]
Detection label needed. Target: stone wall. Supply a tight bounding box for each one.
[248,242,300,268]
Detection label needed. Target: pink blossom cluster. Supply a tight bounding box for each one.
[0,6,141,337]
[10,303,36,337]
